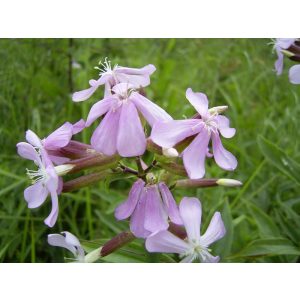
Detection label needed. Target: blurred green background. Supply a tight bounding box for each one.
[0,39,299,263]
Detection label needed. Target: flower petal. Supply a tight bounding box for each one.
[151,119,202,148]
[115,179,145,220]
[275,49,284,75]
[289,64,300,84]
[72,83,99,102]
[144,185,169,233]
[62,231,85,259]
[179,197,202,243]
[146,230,189,254]
[24,182,48,208]
[211,131,237,171]
[90,107,121,156]
[131,93,172,127]
[117,101,146,157]
[116,64,156,76]
[26,130,42,148]
[216,115,236,138]
[276,38,296,49]
[47,234,77,256]
[158,182,183,225]
[86,97,117,127]
[186,88,208,117]
[201,253,220,263]
[180,255,195,263]
[43,122,73,150]
[200,212,226,247]
[72,119,86,134]
[17,142,39,161]
[130,188,151,238]
[44,190,59,227]
[182,127,210,179]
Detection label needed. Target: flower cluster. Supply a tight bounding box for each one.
[17,58,242,263]
[273,38,300,84]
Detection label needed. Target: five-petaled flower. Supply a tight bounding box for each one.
[48,231,85,262]
[115,179,183,238]
[72,58,156,101]
[17,130,63,227]
[84,82,172,157]
[146,197,226,263]
[151,88,237,179]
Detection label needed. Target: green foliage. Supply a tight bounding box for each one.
[0,38,299,262]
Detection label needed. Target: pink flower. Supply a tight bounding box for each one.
[42,119,86,164]
[72,58,156,102]
[85,83,172,157]
[115,179,182,238]
[274,38,296,75]
[146,197,226,263]
[48,231,85,262]
[151,88,237,179]
[17,130,63,227]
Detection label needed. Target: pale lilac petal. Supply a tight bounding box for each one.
[62,231,85,259]
[131,93,172,127]
[179,197,202,242]
[200,212,226,247]
[90,107,121,156]
[180,255,195,263]
[43,122,73,150]
[117,101,146,157]
[72,81,100,102]
[151,119,202,148]
[201,253,220,263]
[24,182,48,208]
[116,73,151,88]
[275,49,284,75]
[289,64,300,84]
[115,64,156,76]
[72,119,85,134]
[86,97,117,127]
[17,142,39,161]
[211,131,237,171]
[186,88,208,117]
[144,185,169,233]
[115,179,145,220]
[57,177,63,194]
[182,128,210,179]
[130,189,151,238]
[111,82,134,96]
[276,38,296,49]
[44,190,59,227]
[216,115,236,138]
[47,234,77,256]
[48,154,70,165]
[158,182,183,225]
[146,230,189,254]
[115,65,155,87]
[26,130,42,148]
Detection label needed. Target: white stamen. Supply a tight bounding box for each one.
[26,167,48,185]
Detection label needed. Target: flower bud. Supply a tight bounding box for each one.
[84,247,102,263]
[162,147,179,158]
[208,105,228,115]
[54,164,75,176]
[216,178,242,187]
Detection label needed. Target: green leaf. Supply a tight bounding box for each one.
[247,202,281,238]
[258,135,300,185]
[229,238,300,258]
